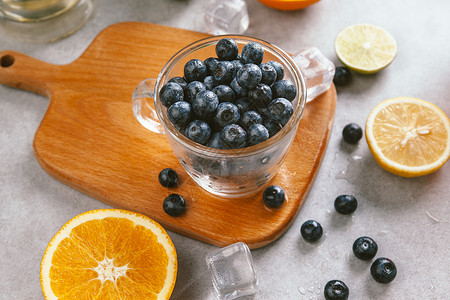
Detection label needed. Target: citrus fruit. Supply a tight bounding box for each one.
[40,209,177,299]
[258,0,320,11]
[365,97,450,177]
[335,23,397,74]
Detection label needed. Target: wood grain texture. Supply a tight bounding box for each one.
[0,22,336,249]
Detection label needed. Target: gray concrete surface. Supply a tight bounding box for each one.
[1,0,449,299]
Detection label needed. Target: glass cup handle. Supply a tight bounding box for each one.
[291,47,336,103]
[132,78,165,134]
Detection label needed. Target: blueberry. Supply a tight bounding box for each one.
[271,79,296,101]
[240,110,263,130]
[262,185,285,208]
[371,257,397,284]
[300,220,323,242]
[237,63,262,90]
[168,76,188,91]
[241,42,264,65]
[230,77,248,98]
[212,84,235,103]
[324,280,349,300]
[184,59,207,82]
[216,38,239,61]
[192,90,219,119]
[268,98,294,126]
[220,124,247,149]
[247,123,269,146]
[204,57,219,76]
[333,66,352,86]
[231,59,244,76]
[214,102,240,128]
[248,83,273,107]
[264,119,282,137]
[353,236,378,260]
[158,168,179,188]
[266,60,285,81]
[185,81,206,103]
[159,82,184,107]
[334,195,358,215]
[259,62,277,86]
[163,194,186,216]
[168,101,192,127]
[342,123,363,144]
[235,97,251,113]
[213,61,234,84]
[203,75,218,90]
[186,120,211,145]
[207,132,226,149]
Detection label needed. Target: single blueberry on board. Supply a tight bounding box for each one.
[214,102,240,128]
[353,236,378,260]
[324,280,349,300]
[185,81,206,103]
[192,90,219,119]
[334,194,358,215]
[204,57,219,76]
[206,132,226,149]
[370,258,397,284]
[241,42,264,65]
[184,58,207,82]
[236,63,262,90]
[300,220,323,243]
[158,168,179,188]
[159,82,184,107]
[266,60,285,81]
[215,38,239,61]
[168,101,192,127]
[333,66,352,86]
[212,84,235,103]
[163,194,186,216]
[240,110,263,130]
[271,79,297,101]
[263,185,285,208]
[213,60,235,84]
[247,123,269,146]
[263,119,282,137]
[342,123,363,144]
[259,63,277,86]
[203,75,218,90]
[168,76,188,91]
[220,124,247,149]
[186,120,211,145]
[230,77,248,98]
[268,98,294,126]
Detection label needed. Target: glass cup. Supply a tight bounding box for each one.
[132,35,333,198]
[0,0,95,42]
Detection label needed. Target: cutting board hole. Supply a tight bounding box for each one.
[1,55,15,68]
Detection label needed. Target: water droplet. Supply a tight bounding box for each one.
[299,287,306,295]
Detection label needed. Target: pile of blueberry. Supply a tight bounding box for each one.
[159,37,297,149]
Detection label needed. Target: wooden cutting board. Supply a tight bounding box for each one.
[0,22,336,249]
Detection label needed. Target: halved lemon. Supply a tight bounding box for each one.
[366,97,450,177]
[258,0,320,11]
[40,209,177,299]
[335,23,397,74]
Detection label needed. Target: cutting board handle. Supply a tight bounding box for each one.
[0,50,59,97]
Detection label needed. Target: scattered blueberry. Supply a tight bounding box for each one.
[185,81,206,103]
[353,236,378,260]
[214,61,235,84]
[342,123,363,144]
[300,220,323,243]
[266,60,284,81]
[259,62,277,86]
[192,90,219,119]
[220,124,247,149]
[241,42,264,65]
[158,168,179,188]
[212,84,235,103]
[216,37,239,61]
[168,101,192,127]
[236,63,262,90]
[268,98,293,126]
[186,120,211,145]
[240,110,263,130]
[324,280,349,300]
[214,102,240,128]
[262,185,285,208]
[159,82,184,107]
[184,59,207,82]
[207,132,226,149]
[271,79,296,101]
[333,66,352,86]
[163,194,186,216]
[370,257,397,284]
[334,195,358,215]
[247,124,269,146]
[203,75,218,90]
[204,57,219,76]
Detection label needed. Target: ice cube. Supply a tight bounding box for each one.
[202,0,249,35]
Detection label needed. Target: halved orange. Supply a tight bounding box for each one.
[366,97,450,177]
[258,0,320,11]
[40,209,177,299]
